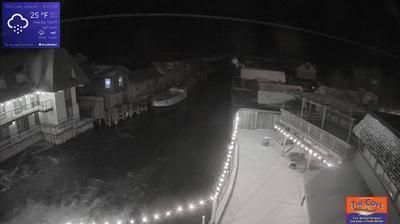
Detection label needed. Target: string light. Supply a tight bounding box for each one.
[65,114,241,224]
[274,124,336,168]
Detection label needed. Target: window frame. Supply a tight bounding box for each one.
[105,78,111,89]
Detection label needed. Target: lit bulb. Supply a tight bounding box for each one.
[189,204,194,210]
[199,200,204,205]
[166,211,171,216]
[177,206,183,212]
[117,221,122,224]
[154,214,159,220]
[142,217,148,223]
[130,220,135,224]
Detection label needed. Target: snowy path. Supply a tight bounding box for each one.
[221,129,308,224]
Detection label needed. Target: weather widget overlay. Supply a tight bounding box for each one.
[2,2,60,48]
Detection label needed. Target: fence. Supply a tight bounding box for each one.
[0,126,44,163]
[359,145,400,214]
[209,141,239,224]
[237,108,279,130]
[279,109,350,160]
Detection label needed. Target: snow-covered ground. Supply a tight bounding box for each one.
[221,129,308,224]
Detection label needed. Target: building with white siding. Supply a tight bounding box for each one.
[0,49,92,162]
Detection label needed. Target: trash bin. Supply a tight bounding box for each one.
[262,137,270,146]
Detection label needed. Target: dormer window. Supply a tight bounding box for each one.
[14,65,27,84]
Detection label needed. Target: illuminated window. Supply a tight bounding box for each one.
[0,103,5,113]
[118,76,123,87]
[105,78,111,89]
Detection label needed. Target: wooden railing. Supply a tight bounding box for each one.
[209,141,239,224]
[0,99,53,125]
[279,109,350,160]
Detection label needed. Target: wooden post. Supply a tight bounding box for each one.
[300,97,305,118]
[211,197,217,224]
[347,118,354,143]
[321,106,326,129]
[306,152,312,172]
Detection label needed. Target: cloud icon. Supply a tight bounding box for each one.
[7,13,29,34]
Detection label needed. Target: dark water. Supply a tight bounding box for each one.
[0,70,233,223]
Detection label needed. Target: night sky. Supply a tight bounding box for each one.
[59,0,400,57]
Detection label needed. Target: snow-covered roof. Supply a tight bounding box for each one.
[241,67,286,83]
[353,114,400,191]
[259,83,303,92]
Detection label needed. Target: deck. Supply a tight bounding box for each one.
[220,129,308,224]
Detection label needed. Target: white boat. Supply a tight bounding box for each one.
[152,87,187,107]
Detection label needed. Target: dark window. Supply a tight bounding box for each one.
[14,65,25,73]
[16,116,29,133]
[0,103,6,121]
[0,77,6,89]
[33,112,40,125]
[15,73,28,84]
[65,88,72,99]
[0,125,10,143]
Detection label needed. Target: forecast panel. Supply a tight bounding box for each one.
[2,2,60,48]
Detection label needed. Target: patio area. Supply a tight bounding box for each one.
[220,129,308,224]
